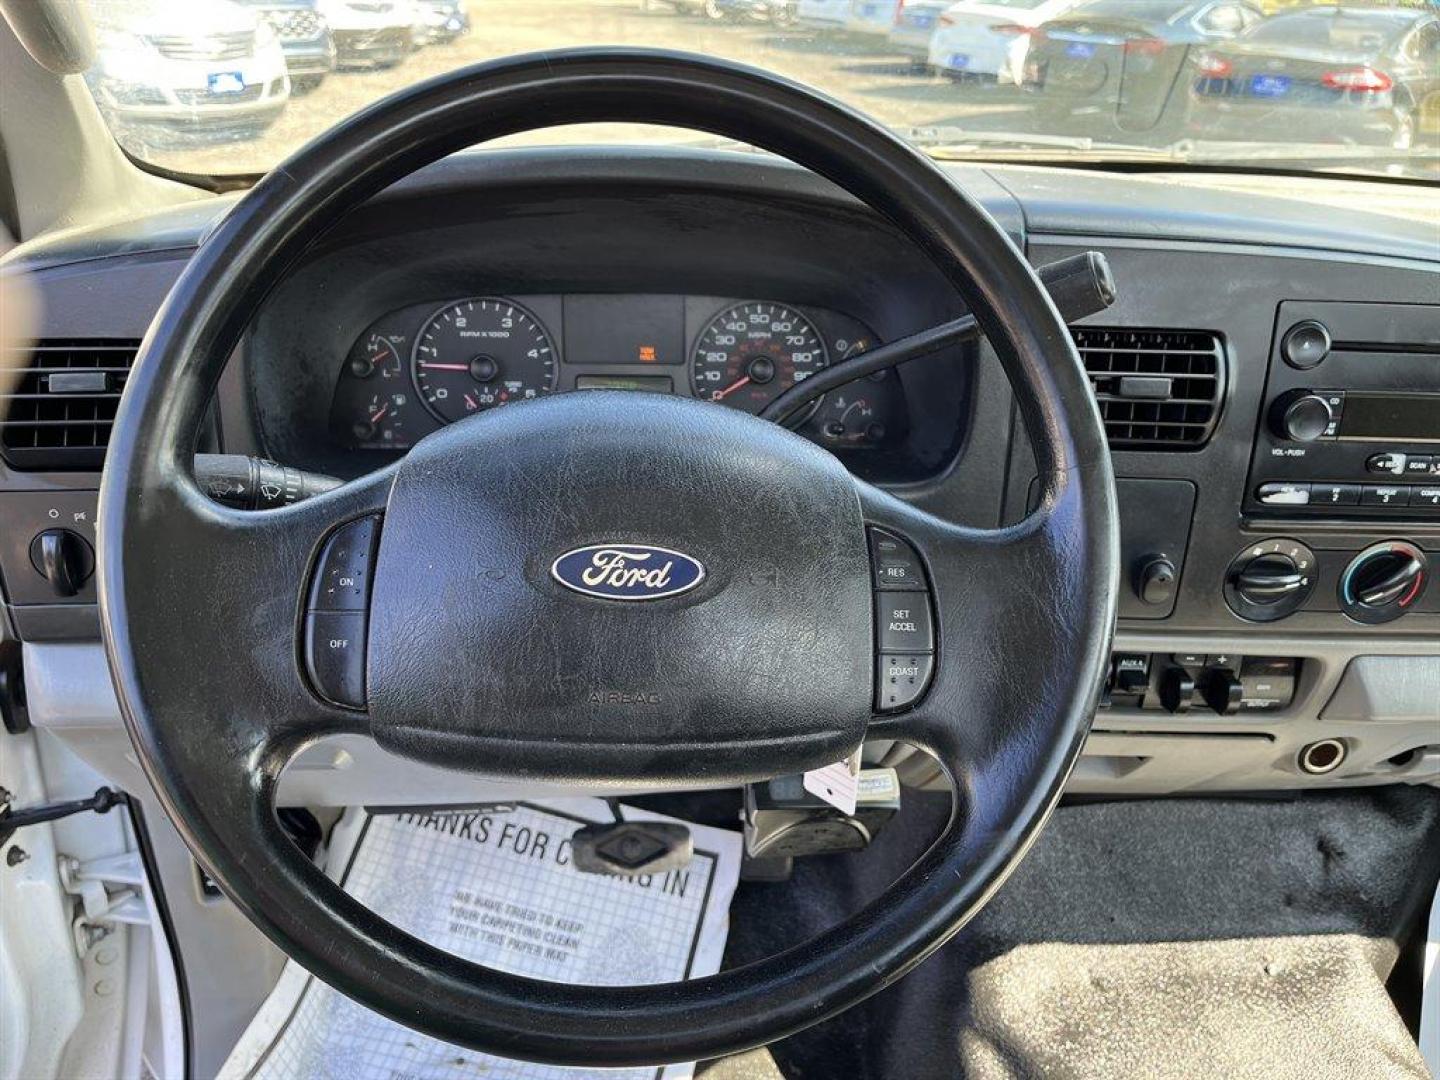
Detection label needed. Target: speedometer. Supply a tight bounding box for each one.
[690,302,829,418]
[412,298,557,424]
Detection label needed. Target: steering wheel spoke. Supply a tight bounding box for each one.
[859,471,1113,794]
[105,463,395,774]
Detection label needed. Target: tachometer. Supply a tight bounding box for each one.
[690,302,828,418]
[411,298,557,424]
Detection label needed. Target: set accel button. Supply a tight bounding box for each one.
[875,592,934,653]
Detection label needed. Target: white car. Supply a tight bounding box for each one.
[845,0,902,38]
[317,0,412,68]
[796,0,850,29]
[888,1,951,69]
[927,0,1078,84]
[86,0,290,142]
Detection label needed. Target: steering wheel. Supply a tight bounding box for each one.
[99,49,1117,1067]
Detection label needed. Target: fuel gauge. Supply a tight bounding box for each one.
[350,390,412,447]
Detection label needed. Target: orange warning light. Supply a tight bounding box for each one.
[638,345,657,363]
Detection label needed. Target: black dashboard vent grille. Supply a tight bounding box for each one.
[1074,328,1225,450]
[0,338,140,470]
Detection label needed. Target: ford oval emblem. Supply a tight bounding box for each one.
[550,544,706,601]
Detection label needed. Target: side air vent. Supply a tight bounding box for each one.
[1074,328,1225,450]
[1,339,140,470]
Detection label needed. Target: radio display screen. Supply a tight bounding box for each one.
[1340,393,1440,443]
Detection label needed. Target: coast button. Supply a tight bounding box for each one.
[876,653,935,712]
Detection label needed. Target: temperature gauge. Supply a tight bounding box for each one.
[350,333,406,380]
[810,346,904,449]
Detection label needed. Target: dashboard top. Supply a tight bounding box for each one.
[7,149,1437,274]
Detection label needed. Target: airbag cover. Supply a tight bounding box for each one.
[366,392,872,783]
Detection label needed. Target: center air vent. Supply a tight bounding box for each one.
[1074,328,1225,450]
[1,339,140,471]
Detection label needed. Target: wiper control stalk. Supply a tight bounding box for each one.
[760,251,1116,428]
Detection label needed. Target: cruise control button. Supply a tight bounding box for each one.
[876,653,934,712]
[309,515,380,611]
[868,528,925,590]
[1361,484,1409,508]
[875,592,933,652]
[305,611,367,708]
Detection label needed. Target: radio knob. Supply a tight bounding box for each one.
[1273,392,1333,443]
[1281,320,1331,370]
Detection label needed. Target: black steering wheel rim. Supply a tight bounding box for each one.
[99,49,1118,1067]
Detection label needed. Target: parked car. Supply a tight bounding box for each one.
[889,0,949,71]
[845,0,902,39]
[1186,6,1440,151]
[796,0,850,29]
[316,0,411,68]
[414,0,469,42]
[1021,0,1263,135]
[641,0,724,16]
[86,0,290,143]
[714,0,799,23]
[925,0,1079,83]
[234,0,336,94]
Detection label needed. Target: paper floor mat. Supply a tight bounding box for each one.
[220,798,743,1080]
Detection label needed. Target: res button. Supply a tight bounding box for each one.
[868,528,926,591]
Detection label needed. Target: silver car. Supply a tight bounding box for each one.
[86,0,290,143]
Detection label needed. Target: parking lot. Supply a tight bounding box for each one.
[132,0,1044,176]
[120,0,1437,196]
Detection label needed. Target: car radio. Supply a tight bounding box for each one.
[1245,301,1440,519]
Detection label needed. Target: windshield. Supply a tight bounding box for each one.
[80,0,1440,183]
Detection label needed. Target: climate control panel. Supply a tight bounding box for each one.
[1223,537,1433,625]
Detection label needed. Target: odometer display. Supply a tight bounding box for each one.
[690,302,828,417]
[412,298,557,424]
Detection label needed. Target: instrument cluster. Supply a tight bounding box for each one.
[328,293,908,458]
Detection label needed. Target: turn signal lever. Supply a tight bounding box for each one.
[194,454,342,510]
[760,251,1117,428]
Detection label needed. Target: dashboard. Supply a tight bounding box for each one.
[328,292,910,466]
[2,148,1438,808]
